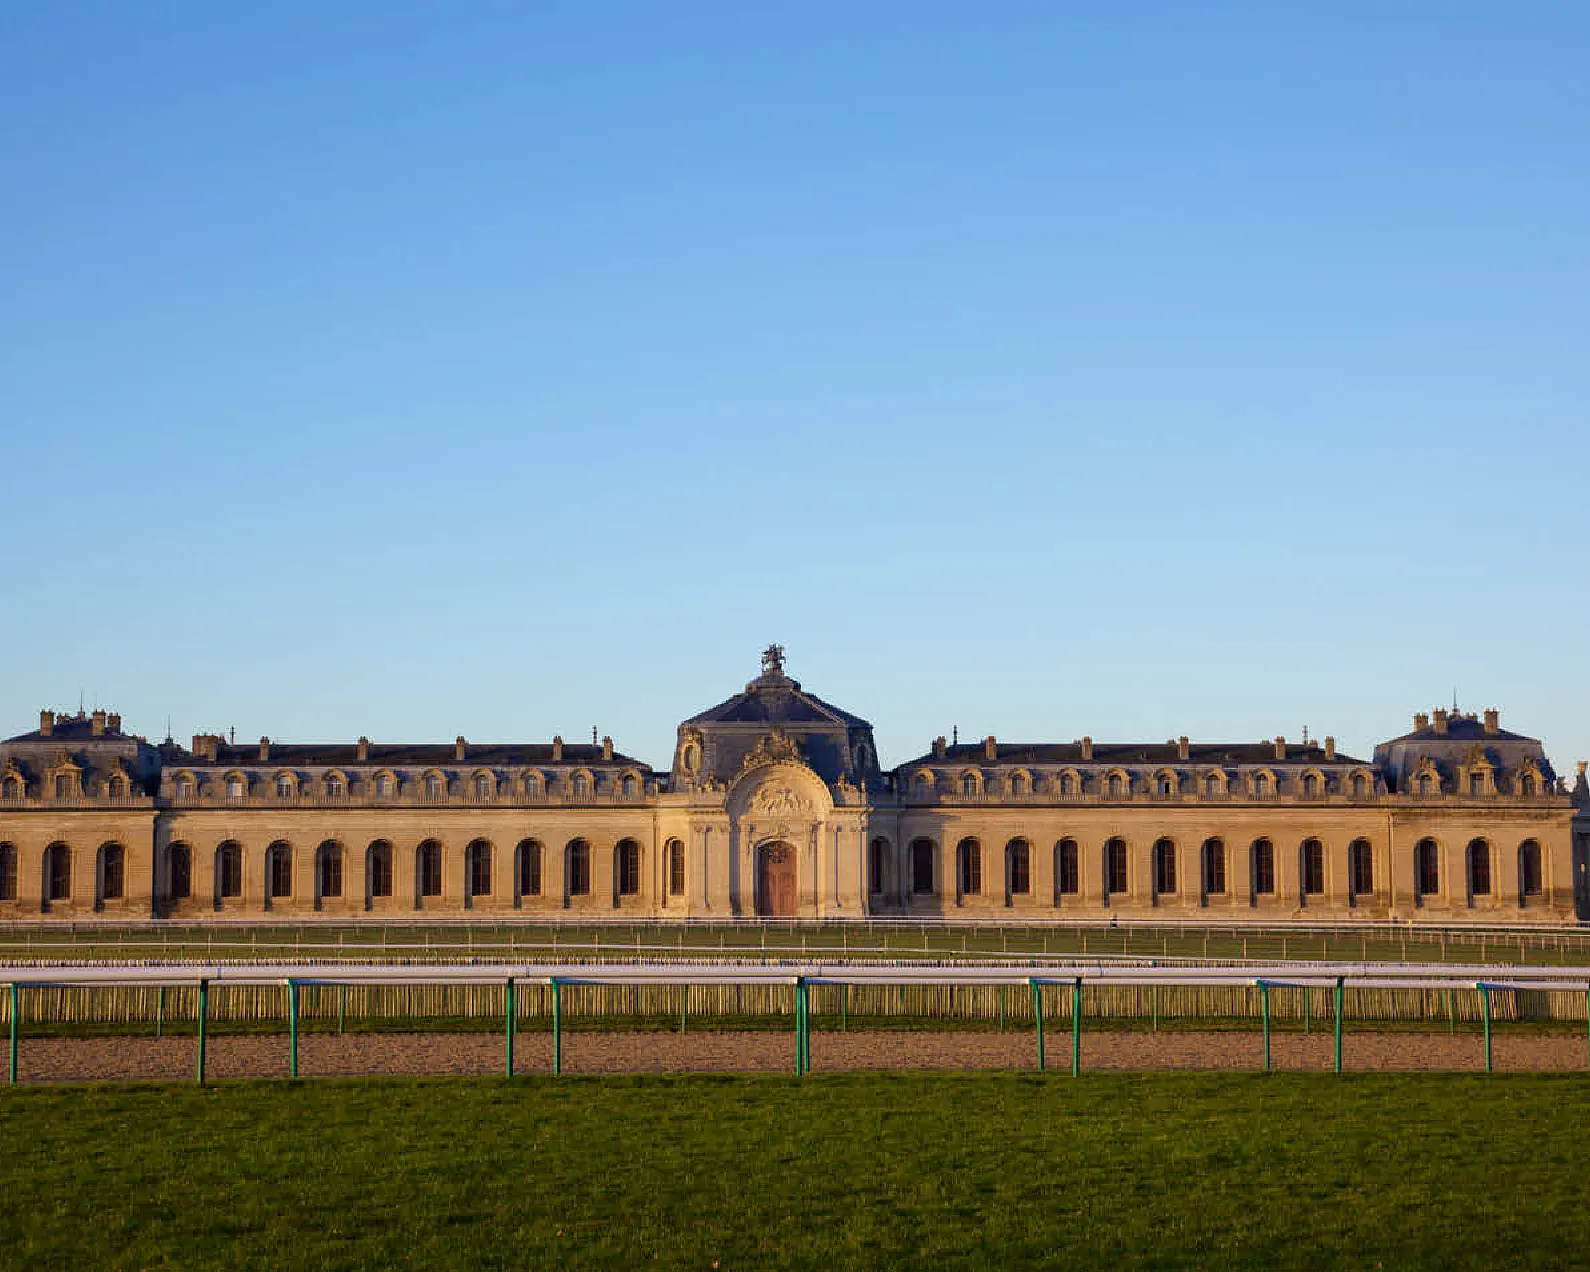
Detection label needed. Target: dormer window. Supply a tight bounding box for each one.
[107,776,127,799]
[1520,775,1537,797]
[1158,775,1174,798]
[277,775,294,799]
[475,774,494,800]
[375,773,392,798]
[1352,774,1368,799]
[226,776,245,799]
[325,775,345,799]
[175,776,194,799]
[1059,772,1075,797]
[1469,772,1484,796]
[1204,774,1220,798]
[571,774,590,800]
[622,774,638,799]
[1,775,22,800]
[1417,774,1433,796]
[1302,774,1318,799]
[1108,774,1124,799]
[54,775,70,799]
[961,774,977,798]
[425,774,444,801]
[1009,773,1026,798]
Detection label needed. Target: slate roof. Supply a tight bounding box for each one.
[897,741,1365,768]
[174,742,647,770]
[682,670,870,730]
[1378,717,1537,746]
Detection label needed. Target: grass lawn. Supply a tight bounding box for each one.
[1,1073,1585,1270]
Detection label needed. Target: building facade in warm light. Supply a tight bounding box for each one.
[1,648,1586,923]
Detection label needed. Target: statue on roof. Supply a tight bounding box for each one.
[761,644,785,676]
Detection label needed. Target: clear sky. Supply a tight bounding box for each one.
[3,2,1587,774]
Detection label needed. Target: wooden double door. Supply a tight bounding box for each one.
[756,841,797,917]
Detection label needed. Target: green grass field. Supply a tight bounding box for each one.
[2,1072,1586,1270]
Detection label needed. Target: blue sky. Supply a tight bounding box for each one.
[3,2,1587,773]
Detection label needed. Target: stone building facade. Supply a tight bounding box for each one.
[1,648,1587,923]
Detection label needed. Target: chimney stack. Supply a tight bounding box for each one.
[932,735,947,760]
[1324,735,1336,760]
[91,710,106,737]
[107,713,120,732]
[1433,708,1449,735]
[602,735,614,762]
[357,736,369,762]
[1177,736,1189,760]
[552,735,563,762]
[1080,736,1093,761]
[1274,736,1286,761]
[454,736,467,762]
[984,735,997,762]
[1483,709,1499,735]
[258,737,270,762]
[1414,712,1430,731]
[39,710,53,737]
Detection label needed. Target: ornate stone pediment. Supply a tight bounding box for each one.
[737,728,804,776]
[749,783,812,818]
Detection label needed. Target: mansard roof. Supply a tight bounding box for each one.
[175,741,647,769]
[899,740,1365,768]
[682,668,871,731]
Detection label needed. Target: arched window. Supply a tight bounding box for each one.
[416,840,443,899]
[367,841,394,899]
[1351,773,1368,799]
[216,842,242,900]
[566,840,591,896]
[615,839,641,897]
[1300,839,1324,897]
[913,772,933,798]
[956,839,982,897]
[1103,838,1128,898]
[1055,839,1079,897]
[424,773,445,802]
[98,843,125,903]
[325,773,345,800]
[1152,839,1176,896]
[168,843,192,900]
[0,843,16,900]
[276,774,295,800]
[571,773,591,800]
[1520,774,1537,798]
[960,773,978,798]
[107,775,128,799]
[374,773,393,799]
[1,774,22,800]
[316,841,343,902]
[1519,840,1543,900]
[868,837,890,896]
[474,773,494,801]
[910,839,935,895]
[466,840,492,902]
[1349,839,1373,899]
[517,839,543,900]
[1414,838,1439,899]
[1252,772,1273,799]
[1202,838,1226,897]
[1251,839,1275,898]
[1302,774,1319,799]
[1009,772,1027,798]
[1107,774,1125,799]
[1006,839,1030,899]
[1157,773,1175,798]
[266,842,293,900]
[175,775,194,800]
[1467,839,1491,901]
[665,839,685,898]
[1058,772,1076,798]
[226,774,246,800]
[621,774,638,799]
[44,843,70,903]
[1204,773,1222,799]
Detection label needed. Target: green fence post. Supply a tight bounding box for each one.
[197,979,209,1086]
[287,979,299,1079]
[1334,977,1344,1075]
[1031,979,1045,1071]
[551,979,562,1077]
[794,978,806,1076]
[1480,984,1493,1074]
[1071,976,1083,1076]
[803,980,812,1074]
[505,978,516,1077]
[1260,981,1271,1072]
[8,983,17,1086]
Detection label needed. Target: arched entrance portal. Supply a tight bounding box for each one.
[757,841,797,917]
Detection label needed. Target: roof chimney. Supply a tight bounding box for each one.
[39,710,53,737]
[258,737,270,762]
[1483,709,1499,735]
[91,710,106,737]
[1324,735,1336,760]
[1433,709,1449,735]
[932,735,947,760]
[356,736,369,762]
[602,735,614,762]
[1080,736,1093,761]
[1177,736,1189,760]
[551,735,563,762]
[107,713,120,732]
[984,735,997,762]
[1274,736,1286,761]
[454,736,466,762]
[1414,712,1429,731]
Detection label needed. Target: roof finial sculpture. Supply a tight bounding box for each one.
[761,643,785,676]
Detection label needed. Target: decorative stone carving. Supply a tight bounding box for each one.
[750,783,811,818]
[737,728,804,776]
